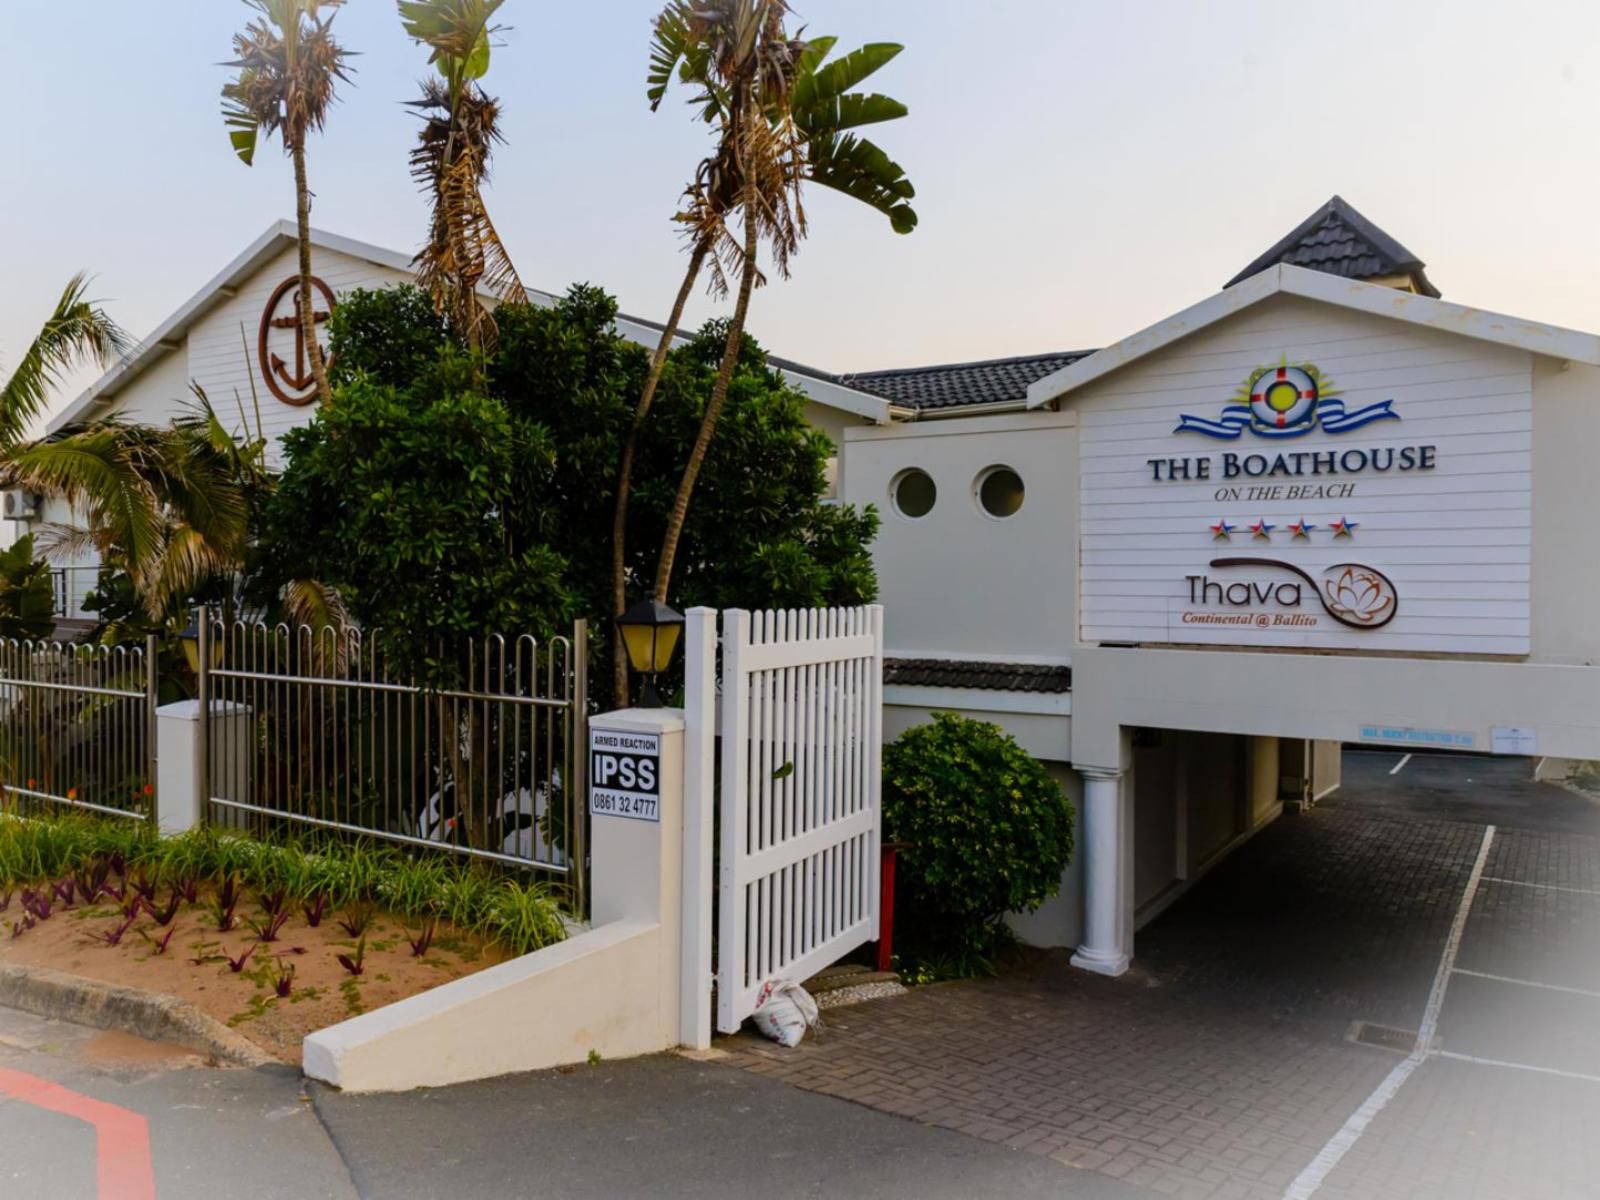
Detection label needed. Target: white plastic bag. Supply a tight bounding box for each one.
[751,978,819,1047]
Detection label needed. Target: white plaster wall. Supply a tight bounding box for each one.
[843,411,1076,662]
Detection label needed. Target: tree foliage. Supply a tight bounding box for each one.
[257,284,877,702]
[883,713,1075,973]
[0,535,58,642]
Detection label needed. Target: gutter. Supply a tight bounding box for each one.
[896,398,1039,421]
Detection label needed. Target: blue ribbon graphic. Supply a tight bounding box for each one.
[1174,397,1399,440]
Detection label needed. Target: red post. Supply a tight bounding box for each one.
[876,843,899,972]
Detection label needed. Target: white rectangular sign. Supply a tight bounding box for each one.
[1490,726,1537,756]
[1078,303,1532,656]
[589,728,661,823]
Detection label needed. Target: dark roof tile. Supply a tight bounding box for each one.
[1225,195,1441,297]
[838,350,1095,411]
[883,658,1072,694]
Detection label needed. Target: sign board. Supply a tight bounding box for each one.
[1359,724,1476,750]
[589,727,661,823]
[1490,725,1537,756]
[1078,303,1532,656]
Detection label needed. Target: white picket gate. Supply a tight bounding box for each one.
[714,605,884,1033]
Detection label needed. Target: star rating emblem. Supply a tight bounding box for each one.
[1329,516,1359,538]
[1210,518,1235,540]
[1287,518,1316,540]
[1249,519,1274,540]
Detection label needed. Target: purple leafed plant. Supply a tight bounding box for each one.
[337,904,374,939]
[140,926,178,956]
[121,892,144,919]
[174,875,199,904]
[107,851,126,879]
[52,878,76,908]
[147,891,183,927]
[246,909,290,943]
[407,920,436,958]
[75,861,111,904]
[227,944,257,973]
[130,871,158,903]
[272,960,295,999]
[258,889,288,917]
[101,912,139,947]
[26,892,53,921]
[302,893,328,928]
[336,935,367,978]
[11,914,36,939]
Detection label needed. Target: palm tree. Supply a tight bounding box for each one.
[398,0,528,352]
[0,393,266,621]
[222,0,354,408]
[0,274,128,450]
[638,2,918,614]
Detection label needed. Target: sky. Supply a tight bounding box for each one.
[3,0,1598,415]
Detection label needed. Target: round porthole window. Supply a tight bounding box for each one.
[891,468,937,519]
[977,466,1025,518]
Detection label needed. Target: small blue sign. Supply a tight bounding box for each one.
[1358,724,1476,750]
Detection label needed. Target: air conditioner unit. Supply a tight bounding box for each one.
[2,490,39,520]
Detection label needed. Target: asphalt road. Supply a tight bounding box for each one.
[0,1009,1144,1199]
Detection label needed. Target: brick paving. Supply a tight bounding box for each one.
[725,761,1600,1199]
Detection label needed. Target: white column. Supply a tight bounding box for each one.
[588,707,686,1049]
[679,608,716,1050]
[1070,766,1132,977]
[154,699,252,836]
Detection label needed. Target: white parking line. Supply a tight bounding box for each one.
[1281,824,1496,1200]
[1436,1050,1600,1085]
[1389,753,1412,776]
[1480,876,1600,897]
[1450,967,1600,1000]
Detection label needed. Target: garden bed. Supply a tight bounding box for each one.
[0,815,567,1064]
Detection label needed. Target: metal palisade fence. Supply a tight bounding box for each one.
[0,636,157,820]
[715,605,884,1033]
[199,618,588,910]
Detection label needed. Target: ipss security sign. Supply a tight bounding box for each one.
[589,728,661,822]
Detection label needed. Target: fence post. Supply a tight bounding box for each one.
[571,618,589,919]
[680,607,716,1050]
[145,633,159,827]
[715,609,750,1034]
[194,605,209,829]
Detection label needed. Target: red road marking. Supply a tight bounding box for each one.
[0,1067,155,1200]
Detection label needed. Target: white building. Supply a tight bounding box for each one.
[833,196,1600,973]
[18,222,891,618]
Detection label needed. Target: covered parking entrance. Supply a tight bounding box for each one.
[729,747,1600,1199]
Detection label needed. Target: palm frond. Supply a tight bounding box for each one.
[0,274,128,448]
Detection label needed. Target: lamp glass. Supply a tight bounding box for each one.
[619,621,660,675]
[649,622,682,672]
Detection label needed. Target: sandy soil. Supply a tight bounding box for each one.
[0,885,507,1064]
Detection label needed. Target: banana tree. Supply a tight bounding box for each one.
[222,0,355,409]
[398,0,528,352]
[621,3,917,661]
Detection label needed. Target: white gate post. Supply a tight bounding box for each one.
[155,699,253,835]
[716,610,750,1034]
[680,607,716,1050]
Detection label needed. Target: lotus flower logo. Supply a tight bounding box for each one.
[1322,566,1396,627]
[1210,557,1400,630]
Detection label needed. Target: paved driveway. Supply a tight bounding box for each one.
[727,749,1600,1200]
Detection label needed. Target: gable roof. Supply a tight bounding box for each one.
[52,221,888,434]
[1026,263,1600,409]
[839,350,1096,412]
[1225,195,1441,298]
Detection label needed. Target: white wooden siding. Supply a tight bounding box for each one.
[1077,295,1533,656]
[183,246,412,464]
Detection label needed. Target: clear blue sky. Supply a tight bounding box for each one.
[3,0,1597,409]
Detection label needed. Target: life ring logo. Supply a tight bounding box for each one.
[1175,358,1401,440]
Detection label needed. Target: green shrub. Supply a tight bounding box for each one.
[883,713,1075,973]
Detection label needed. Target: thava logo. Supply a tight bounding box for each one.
[1175,359,1401,440]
